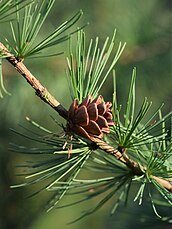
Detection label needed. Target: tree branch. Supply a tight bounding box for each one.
[151,176,172,193]
[0,42,68,119]
[1,41,171,193]
[90,136,172,193]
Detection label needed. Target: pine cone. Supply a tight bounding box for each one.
[67,95,114,140]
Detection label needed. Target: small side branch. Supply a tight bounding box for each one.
[0,42,68,119]
[90,136,144,176]
[151,176,172,193]
[90,136,172,193]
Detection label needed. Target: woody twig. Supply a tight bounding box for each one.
[0,41,171,193]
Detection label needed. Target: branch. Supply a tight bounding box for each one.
[90,137,144,175]
[0,42,68,119]
[1,42,171,194]
[152,176,172,193]
[90,136,172,193]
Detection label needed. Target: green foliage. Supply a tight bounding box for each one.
[0,0,171,228]
[67,30,126,102]
[6,1,83,59]
[0,0,30,21]
[112,69,172,149]
[0,0,83,99]
[0,0,32,96]
[10,69,172,223]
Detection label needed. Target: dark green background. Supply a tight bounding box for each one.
[0,0,171,228]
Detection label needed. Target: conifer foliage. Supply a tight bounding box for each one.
[0,0,171,227]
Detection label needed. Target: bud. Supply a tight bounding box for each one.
[67,95,114,140]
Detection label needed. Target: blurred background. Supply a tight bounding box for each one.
[0,0,171,228]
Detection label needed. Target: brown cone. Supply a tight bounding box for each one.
[67,95,114,140]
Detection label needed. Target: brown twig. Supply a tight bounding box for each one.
[151,176,172,193]
[90,136,172,193]
[0,42,68,119]
[0,42,172,193]
[90,136,144,176]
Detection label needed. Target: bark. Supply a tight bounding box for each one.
[0,42,68,119]
[90,136,172,193]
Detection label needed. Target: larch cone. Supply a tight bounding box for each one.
[67,95,114,140]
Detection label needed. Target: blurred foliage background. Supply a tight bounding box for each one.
[0,0,171,228]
